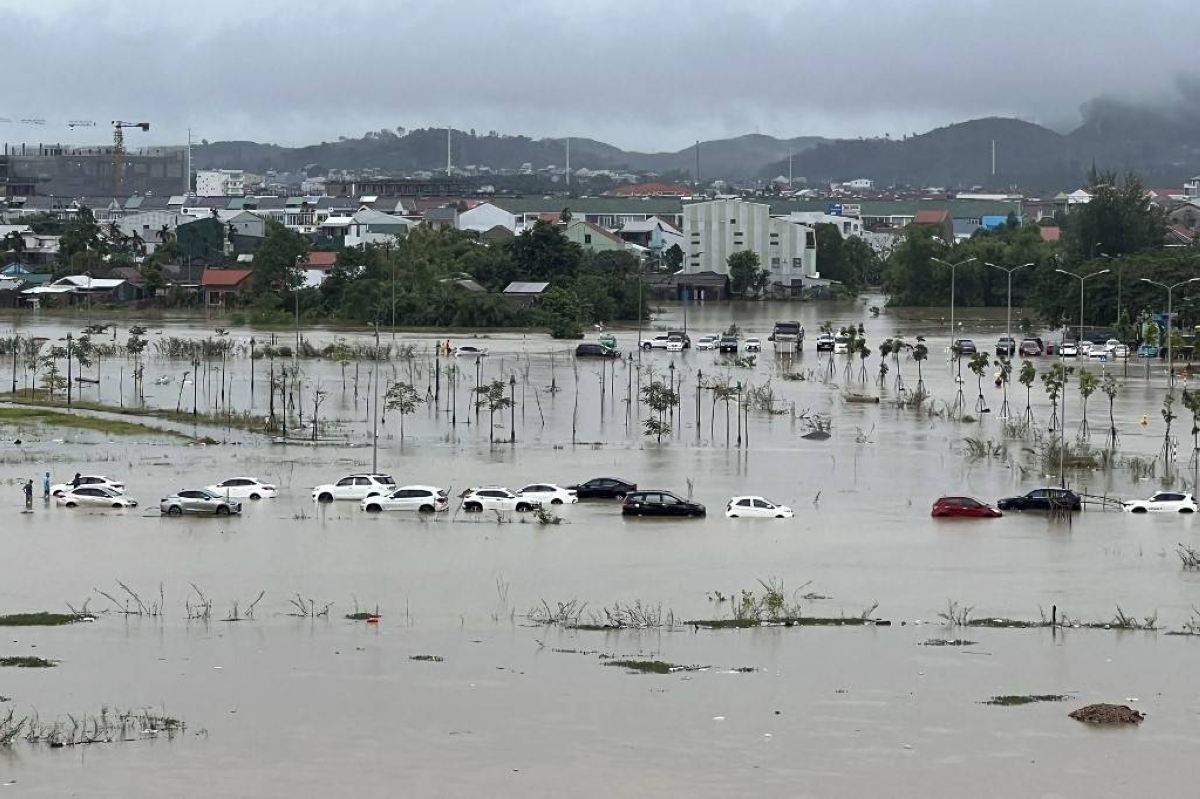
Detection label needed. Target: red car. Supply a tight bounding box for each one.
[931,496,1002,518]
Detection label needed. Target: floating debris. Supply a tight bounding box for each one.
[1069,704,1145,724]
[984,694,1070,706]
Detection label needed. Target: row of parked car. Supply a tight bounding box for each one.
[47,475,278,515]
[931,488,1198,517]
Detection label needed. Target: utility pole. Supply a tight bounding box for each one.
[565,137,570,187]
[371,324,380,472]
[446,127,452,177]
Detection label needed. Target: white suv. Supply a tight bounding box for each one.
[639,334,671,351]
[461,487,541,513]
[361,486,449,514]
[312,474,396,503]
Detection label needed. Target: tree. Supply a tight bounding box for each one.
[250,220,309,298]
[994,356,1013,418]
[663,244,684,272]
[385,381,424,442]
[1019,360,1037,423]
[727,250,765,297]
[309,383,328,441]
[1064,170,1163,261]
[968,352,990,413]
[1041,362,1070,432]
[912,337,929,391]
[536,286,588,339]
[1101,373,1120,449]
[641,380,678,442]
[1077,368,1098,437]
[473,379,512,444]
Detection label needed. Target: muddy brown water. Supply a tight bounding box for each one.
[1,300,1199,797]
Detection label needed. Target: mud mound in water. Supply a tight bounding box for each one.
[802,430,831,440]
[1069,704,1145,724]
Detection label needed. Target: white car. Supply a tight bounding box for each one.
[833,334,851,354]
[1123,491,1198,514]
[204,477,277,500]
[696,335,718,351]
[744,338,762,353]
[361,485,449,514]
[640,334,671,351]
[665,336,685,352]
[815,334,836,352]
[50,475,125,497]
[57,486,138,509]
[1060,341,1079,357]
[460,487,541,513]
[1078,341,1093,358]
[1088,345,1109,360]
[726,496,794,518]
[453,346,488,358]
[1106,339,1129,359]
[516,483,578,505]
[312,474,396,503]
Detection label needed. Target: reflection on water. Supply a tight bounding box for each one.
[1,302,1197,797]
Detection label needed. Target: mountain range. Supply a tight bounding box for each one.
[195,99,1200,191]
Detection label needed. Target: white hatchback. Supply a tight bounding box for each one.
[205,477,278,500]
[516,483,578,505]
[725,495,794,518]
[361,486,449,514]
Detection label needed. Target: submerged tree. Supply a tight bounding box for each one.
[473,379,513,444]
[641,379,679,442]
[877,339,893,388]
[1019,360,1037,424]
[1162,391,1178,478]
[913,336,928,392]
[994,356,1012,419]
[968,352,990,414]
[1101,372,1120,449]
[1077,368,1097,437]
[1040,362,1069,433]
[385,381,425,443]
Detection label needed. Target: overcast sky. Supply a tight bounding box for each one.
[0,0,1192,151]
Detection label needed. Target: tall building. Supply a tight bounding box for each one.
[195,169,246,197]
[682,199,818,290]
[1,142,187,198]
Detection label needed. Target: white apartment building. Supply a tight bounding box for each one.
[682,199,817,289]
[195,169,246,197]
[781,211,863,239]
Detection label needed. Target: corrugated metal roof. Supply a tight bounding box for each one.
[503,281,549,294]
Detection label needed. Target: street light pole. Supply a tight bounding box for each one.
[931,256,976,351]
[984,262,1033,357]
[509,374,516,443]
[371,324,380,473]
[695,368,702,443]
[1140,277,1200,387]
[1055,267,1110,346]
[66,333,73,409]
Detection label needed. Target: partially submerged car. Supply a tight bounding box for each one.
[460,487,540,513]
[996,488,1082,512]
[621,490,706,517]
[931,496,1002,518]
[726,496,793,518]
[1123,491,1197,514]
[312,474,396,503]
[50,475,125,497]
[161,489,241,516]
[362,486,449,514]
[57,486,138,509]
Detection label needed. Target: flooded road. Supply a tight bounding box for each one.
[2,300,1199,797]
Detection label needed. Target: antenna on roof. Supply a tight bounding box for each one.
[566,137,570,187]
[446,127,452,177]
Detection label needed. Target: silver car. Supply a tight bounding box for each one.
[161,489,242,516]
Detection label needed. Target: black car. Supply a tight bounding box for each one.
[575,343,619,358]
[953,339,978,356]
[567,477,637,499]
[621,490,706,517]
[996,336,1017,357]
[718,335,739,354]
[996,488,1082,512]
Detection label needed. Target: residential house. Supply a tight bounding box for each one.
[109,266,147,298]
[21,275,134,304]
[564,221,625,253]
[681,199,818,294]
[911,209,953,242]
[1185,176,1200,199]
[458,201,518,233]
[1167,201,1200,231]
[424,206,460,230]
[617,216,685,252]
[302,251,338,287]
[460,197,684,235]
[606,182,690,198]
[116,210,183,253]
[1039,226,1062,243]
[201,268,253,306]
[1,263,51,287]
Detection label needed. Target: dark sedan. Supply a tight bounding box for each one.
[953,339,978,356]
[997,488,1082,512]
[575,343,620,358]
[621,490,706,517]
[567,477,637,499]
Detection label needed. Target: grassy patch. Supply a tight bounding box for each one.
[409,655,444,662]
[0,394,278,436]
[345,612,380,621]
[984,694,1069,706]
[0,656,56,668]
[922,638,978,646]
[0,612,85,627]
[605,660,700,674]
[687,616,879,629]
[0,407,185,438]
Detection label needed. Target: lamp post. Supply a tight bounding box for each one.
[1098,253,1122,326]
[985,261,1033,358]
[636,258,644,364]
[695,368,703,443]
[371,323,380,473]
[1140,276,1200,387]
[931,256,976,351]
[192,354,200,416]
[668,360,675,427]
[293,255,303,361]
[1055,267,1110,347]
[280,366,287,438]
[66,333,73,409]
[736,381,743,447]
[11,334,18,394]
[509,374,516,443]
[249,336,256,401]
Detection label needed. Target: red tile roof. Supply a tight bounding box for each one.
[1039,226,1062,242]
[913,209,949,224]
[304,251,337,269]
[201,268,253,288]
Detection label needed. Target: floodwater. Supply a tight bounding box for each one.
[2,298,1199,797]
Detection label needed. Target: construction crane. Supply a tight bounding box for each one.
[111,120,149,196]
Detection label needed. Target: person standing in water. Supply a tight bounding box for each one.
[23,479,33,510]
[42,471,50,500]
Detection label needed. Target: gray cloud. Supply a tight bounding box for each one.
[0,0,1194,150]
